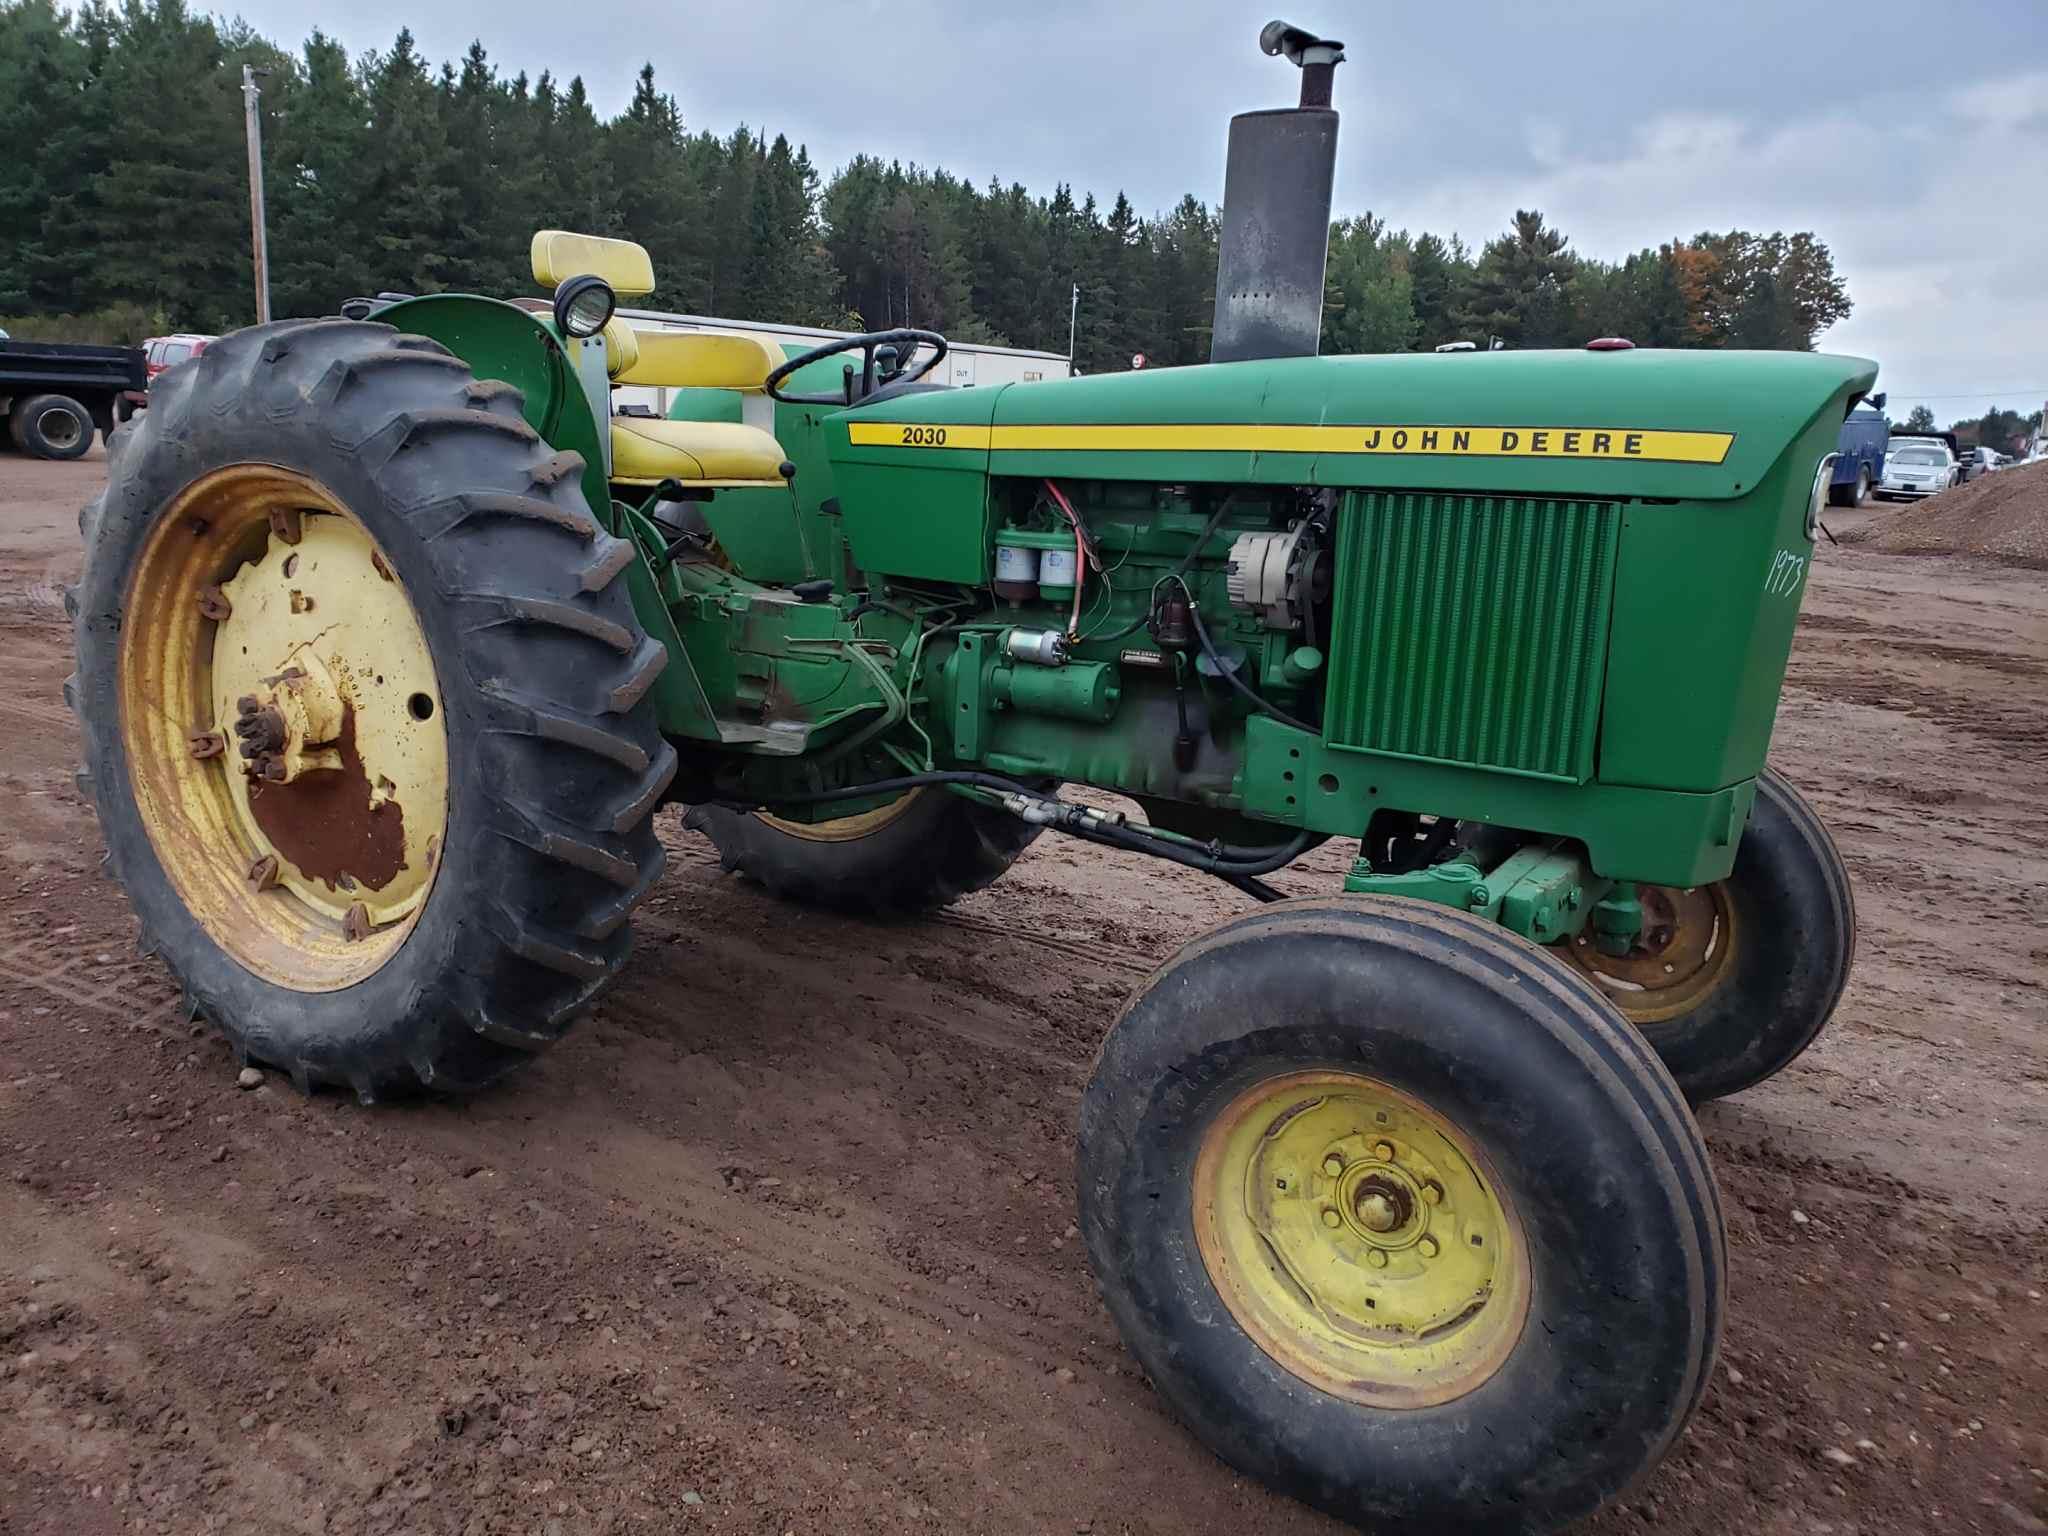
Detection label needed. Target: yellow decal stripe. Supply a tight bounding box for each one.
[846,422,993,449]
[848,421,1734,465]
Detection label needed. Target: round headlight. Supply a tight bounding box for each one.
[553,274,616,339]
[1805,453,1838,539]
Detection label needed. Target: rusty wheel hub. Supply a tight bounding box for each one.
[1563,883,1738,1024]
[118,466,448,992]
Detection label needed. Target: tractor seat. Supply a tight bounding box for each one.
[610,418,790,487]
[607,327,792,487]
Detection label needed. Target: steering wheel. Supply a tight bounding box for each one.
[765,328,948,406]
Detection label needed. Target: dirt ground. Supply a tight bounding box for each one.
[3,450,2046,1536]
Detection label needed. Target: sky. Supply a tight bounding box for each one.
[226,0,2048,426]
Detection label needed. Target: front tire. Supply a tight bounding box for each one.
[1559,768,1854,1102]
[685,789,1039,915]
[1080,897,1724,1534]
[70,319,675,1098]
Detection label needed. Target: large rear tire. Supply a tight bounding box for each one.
[11,392,94,459]
[69,319,675,1098]
[1079,896,1723,1533]
[1558,767,1854,1102]
[685,790,1039,915]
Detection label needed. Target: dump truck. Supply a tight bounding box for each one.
[67,21,1868,1533]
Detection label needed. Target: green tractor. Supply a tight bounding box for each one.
[70,23,1862,1533]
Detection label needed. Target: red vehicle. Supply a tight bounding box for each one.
[117,332,215,421]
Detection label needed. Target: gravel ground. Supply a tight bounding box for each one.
[2,447,2045,1535]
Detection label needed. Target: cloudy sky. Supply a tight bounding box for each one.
[231,0,2048,425]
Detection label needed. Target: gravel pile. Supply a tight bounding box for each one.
[1846,457,2048,568]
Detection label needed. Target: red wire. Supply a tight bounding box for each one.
[1041,479,1089,638]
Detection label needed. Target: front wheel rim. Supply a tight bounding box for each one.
[117,465,449,992]
[1562,882,1738,1025]
[1192,1069,1531,1408]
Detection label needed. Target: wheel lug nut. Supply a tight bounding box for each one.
[1320,1207,1341,1229]
[1418,1235,1440,1259]
[1372,1140,1395,1162]
[1321,1155,1345,1177]
[1366,1248,1388,1269]
[1422,1181,1444,1205]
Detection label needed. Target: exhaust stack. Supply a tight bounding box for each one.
[1209,21,1346,365]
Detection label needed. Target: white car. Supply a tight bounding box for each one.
[1877,440,1959,499]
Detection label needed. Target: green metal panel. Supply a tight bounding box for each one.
[831,348,1875,504]
[671,350,853,586]
[1323,492,1619,782]
[827,387,1004,583]
[1598,407,1846,791]
[1240,716,1756,888]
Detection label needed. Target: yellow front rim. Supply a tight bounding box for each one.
[1193,1070,1530,1408]
[756,788,922,843]
[118,465,448,992]
[1562,883,1738,1025]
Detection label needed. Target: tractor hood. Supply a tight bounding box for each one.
[835,348,1878,502]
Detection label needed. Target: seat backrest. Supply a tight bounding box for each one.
[616,330,784,393]
[530,230,656,298]
[598,316,641,379]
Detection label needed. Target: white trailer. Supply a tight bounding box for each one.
[612,308,1071,416]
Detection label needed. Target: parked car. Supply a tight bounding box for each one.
[118,332,216,421]
[1876,438,1959,499]
[1830,393,1888,505]
[1,336,146,459]
[1959,446,2002,481]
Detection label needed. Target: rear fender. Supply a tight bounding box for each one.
[376,294,719,742]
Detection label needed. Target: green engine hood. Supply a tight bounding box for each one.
[834,348,1878,502]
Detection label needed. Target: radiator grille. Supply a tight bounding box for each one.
[1323,492,1620,782]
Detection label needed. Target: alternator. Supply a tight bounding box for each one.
[1226,523,1318,630]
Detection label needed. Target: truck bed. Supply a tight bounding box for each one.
[1,340,147,399]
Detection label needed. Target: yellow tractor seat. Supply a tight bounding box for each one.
[617,330,784,392]
[597,316,640,379]
[531,229,656,297]
[610,418,791,487]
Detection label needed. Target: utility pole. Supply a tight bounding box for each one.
[242,65,271,325]
[1068,283,1080,368]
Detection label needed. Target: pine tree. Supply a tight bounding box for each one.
[265,29,373,315]
[0,0,93,310]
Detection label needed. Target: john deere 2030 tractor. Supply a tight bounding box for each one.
[70,24,1864,1533]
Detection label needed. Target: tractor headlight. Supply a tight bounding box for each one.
[553,274,617,339]
[1805,453,1837,540]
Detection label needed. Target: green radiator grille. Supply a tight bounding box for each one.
[1324,492,1621,782]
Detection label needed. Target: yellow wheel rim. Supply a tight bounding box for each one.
[1193,1070,1530,1408]
[755,788,922,843]
[1562,884,1738,1025]
[118,465,448,992]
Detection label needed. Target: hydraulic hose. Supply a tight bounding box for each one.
[718,769,1314,892]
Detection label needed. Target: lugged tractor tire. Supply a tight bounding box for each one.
[1559,767,1855,1103]
[11,392,95,459]
[684,790,1040,916]
[69,318,675,1099]
[1079,895,1725,1534]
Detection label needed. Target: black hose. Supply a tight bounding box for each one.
[1220,872,1288,903]
[1184,592,1319,736]
[720,768,1314,878]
